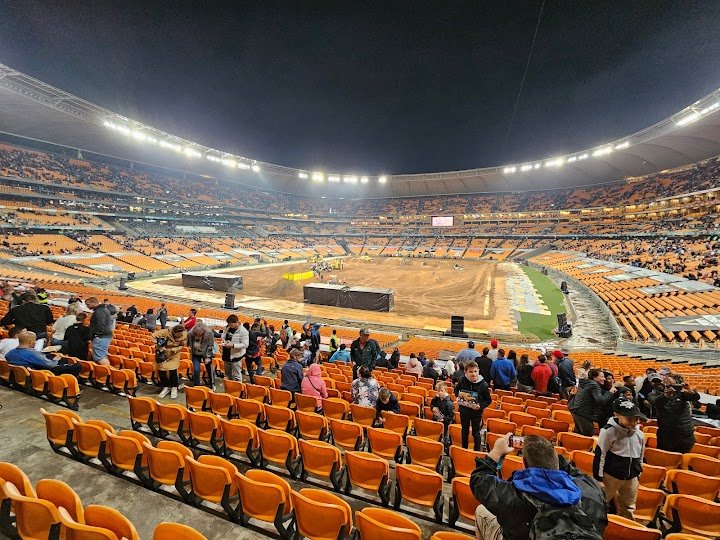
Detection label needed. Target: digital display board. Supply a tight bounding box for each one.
[431,216,454,227]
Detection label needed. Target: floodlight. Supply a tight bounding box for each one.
[251,163,261,172]
[160,141,182,152]
[700,102,719,115]
[328,175,341,182]
[298,172,309,179]
[237,162,251,169]
[360,176,369,183]
[343,175,358,183]
[131,131,147,141]
[311,172,324,181]
[676,112,700,126]
[577,153,589,160]
[533,163,541,169]
[503,166,517,174]
[378,176,387,183]
[614,141,629,150]
[566,156,577,163]
[520,164,533,172]
[221,158,237,168]
[544,158,564,167]
[184,147,201,158]
[592,146,613,157]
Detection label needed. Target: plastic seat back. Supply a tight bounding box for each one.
[142,441,190,486]
[290,488,352,540]
[664,494,720,537]
[3,482,61,539]
[222,379,245,398]
[350,403,376,427]
[520,425,554,441]
[569,450,595,475]
[236,398,265,425]
[40,408,79,449]
[236,469,292,523]
[329,418,363,451]
[186,455,238,503]
[294,393,319,413]
[185,386,210,411]
[36,479,84,524]
[105,430,149,471]
[269,388,292,408]
[74,421,114,459]
[448,446,486,478]
[666,469,720,500]
[245,384,269,402]
[84,505,139,540]
[344,450,390,493]
[156,403,188,434]
[127,396,158,429]
[645,447,683,469]
[258,428,299,467]
[298,439,341,478]
[367,427,404,462]
[634,486,665,523]
[406,436,443,472]
[603,514,661,540]
[500,455,525,480]
[153,522,207,540]
[487,418,517,435]
[57,507,117,540]
[208,392,235,417]
[394,463,444,515]
[0,461,36,497]
[264,404,296,432]
[449,477,478,524]
[684,454,720,477]
[220,418,259,455]
[322,398,349,420]
[413,417,444,441]
[355,507,422,540]
[640,463,667,489]
[381,412,410,438]
[296,411,329,440]
[557,432,595,452]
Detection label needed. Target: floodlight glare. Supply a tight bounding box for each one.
[520,164,533,172]
[360,176,369,184]
[378,176,387,183]
[251,163,261,172]
[328,175,341,183]
[343,176,358,184]
[237,162,251,169]
[533,163,541,169]
[592,146,613,157]
[544,158,564,168]
[311,172,324,182]
[184,147,201,158]
[614,141,629,150]
[676,112,700,126]
[578,153,589,160]
[298,172,309,179]
[160,141,182,152]
[503,167,517,174]
[221,158,237,168]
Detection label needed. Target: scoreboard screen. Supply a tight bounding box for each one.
[431,216,454,227]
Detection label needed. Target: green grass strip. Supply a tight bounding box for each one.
[517,265,566,340]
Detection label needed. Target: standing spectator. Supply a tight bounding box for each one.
[301,363,328,411]
[183,308,198,331]
[153,324,187,399]
[126,304,138,319]
[452,360,467,385]
[328,329,339,357]
[8,286,24,309]
[598,372,617,427]
[329,343,351,363]
[593,399,646,519]
[351,365,379,407]
[649,374,700,453]
[6,331,82,377]
[487,339,499,361]
[430,381,455,442]
[404,355,423,377]
[455,340,481,364]
[569,369,617,436]
[36,288,49,305]
[636,368,658,416]
[554,350,577,399]
[455,361,492,450]
[577,360,593,381]
[622,376,637,401]
[531,354,553,394]
[309,323,321,362]
[280,349,304,394]
[51,303,80,351]
[476,347,493,383]
[507,350,518,369]
[85,297,112,365]
[375,387,400,424]
[470,434,607,540]
[64,313,90,360]
[141,309,157,332]
[245,324,265,380]
[188,320,216,390]
[102,299,118,328]
[0,290,54,339]
[350,328,381,379]
[157,303,168,329]
[490,349,516,391]
[516,354,534,393]
[221,314,248,382]
[280,319,292,348]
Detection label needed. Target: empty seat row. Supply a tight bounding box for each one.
[0,359,81,409]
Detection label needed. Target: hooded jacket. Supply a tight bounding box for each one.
[490,357,517,387]
[454,375,492,413]
[152,327,187,371]
[301,363,328,407]
[404,357,423,376]
[569,378,614,421]
[649,388,700,452]
[470,455,607,540]
[593,417,644,481]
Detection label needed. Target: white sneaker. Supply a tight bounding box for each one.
[170,388,178,399]
[158,387,170,398]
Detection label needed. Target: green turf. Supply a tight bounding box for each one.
[517,265,566,340]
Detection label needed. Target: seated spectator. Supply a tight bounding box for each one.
[422,358,440,383]
[64,313,90,360]
[6,330,82,377]
[300,363,327,411]
[141,309,157,332]
[516,354,534,393]
[0,326,23,358]
[280,349,304,394]
[470,434,607,540]
[351,365,379,407]
[329,343,351,363]
[430,381,455,441]
[51,303,80,351]
[375,386,400,425]
[417,351,428,366]
[404,354,423,377]
[531,354,553,394]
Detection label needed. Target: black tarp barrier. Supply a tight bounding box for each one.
[182,272,243,292]
[303,283,394,312]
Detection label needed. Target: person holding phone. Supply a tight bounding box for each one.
[648,373,700,453]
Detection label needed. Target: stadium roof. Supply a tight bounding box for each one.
[1,61,720,198]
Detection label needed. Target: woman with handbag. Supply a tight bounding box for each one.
[188,320,216,391]
[153,324,188,399]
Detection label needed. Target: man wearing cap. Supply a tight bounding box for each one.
[487,339,499,361]
[593,399,646,519]
[350,328,381,379]
[553,350,577,399]
[455,340,481,365]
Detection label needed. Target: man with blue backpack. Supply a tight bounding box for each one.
[470,433,606,540]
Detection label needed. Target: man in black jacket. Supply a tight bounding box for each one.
[280,349,304,394]
[0,291,54,339]
[649,374,700,453]
[475,347,493,383]
[569,368,617,435]
[553,350,576,399]
[470,434,606,540]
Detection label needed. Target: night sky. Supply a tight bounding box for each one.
[1,1,720,174]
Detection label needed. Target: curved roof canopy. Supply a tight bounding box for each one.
[1,61,719,198]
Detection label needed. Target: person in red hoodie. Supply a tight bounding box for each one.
[531,354,554,394]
